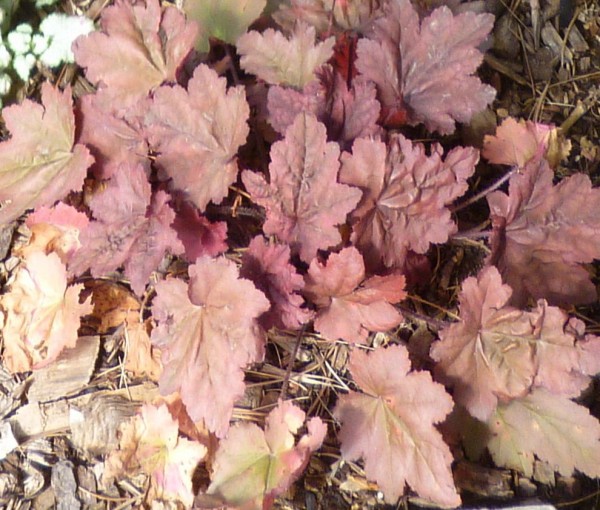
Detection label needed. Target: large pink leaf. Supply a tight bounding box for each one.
[151,257,270,437]
[0,82,93,224]
[340,134,478,269]
[242,113,361,263]
[72,0,198,110]
[240,236,313,331]
[1,252,93,372]
[431,266,591,422]
[205,400,326,510]
[334,345,460,507]
[237,22,334,88]
[145,64,250,211]
[69,163,183,296]
[486,389,600,479]
[487,157,600,306]
[355,0,495,134]
[304,247,405,343]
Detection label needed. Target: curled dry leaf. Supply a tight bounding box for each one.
[304,247,406,343]
[334,345,460,507]
[104,403,206,507]
[1,252,93,373]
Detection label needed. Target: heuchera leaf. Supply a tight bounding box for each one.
[267,66,381,149]
[0,82,93,225]
[355,0,495,133]
[104,403,206,507]
[240,236,313,331]
[77,94,149,179]
[184,0,266,52]
[0,252,93,373]
[237,22,335,88]
[206,400,326,510]
[334,345,460,507]
[151,256,270,437]
[431,266,594,422]
[145,64,250,211]
[72,0,198,110]
[172,201,227,262]
[482,117,554,168]
[304,247,405,343]
[242,113,361,263]
[486,388,600,479]
[340,134,478,269]
[273,0,382,33]
[487,157,600,306]
[69,163,184,296]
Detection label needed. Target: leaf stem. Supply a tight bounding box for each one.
[280,323,308,401]
[451,168,517,213]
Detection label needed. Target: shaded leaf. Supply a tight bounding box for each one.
[69,163,183,296]
[237,22,334,88]
[242,113,361,263]
[145,64,250,211]
[1,252,93,372]
[240,236,312,331]
[205,400,326,510]
[0,82,93,224]
[73,0,198,110]
[304,247,405,343]
[340,134,477,269]
[151,256,270,437]
[355,0,495,133]
[334,345,460,507]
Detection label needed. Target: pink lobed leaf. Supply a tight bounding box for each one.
[0,82,93,224]
[487,158,600,306]
[304,247,405,343]
[431,266,592,422]
[486,388,600,479]
[151,256,270,437]
[355,0,495,134]
[69,162,183,296]
[240,236,313,331]
[340,134,478,269]
[0,252,93,372]
[237,22,335,88]
[144,64,250,211]
[334,345,460,507]
[73,0,198,110]
[242,113,361,263]
[206,400,326,510]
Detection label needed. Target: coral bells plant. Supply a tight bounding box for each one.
[0,0,599,508]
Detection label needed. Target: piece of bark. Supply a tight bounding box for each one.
[29,336,100,403]
[51,461,80,510]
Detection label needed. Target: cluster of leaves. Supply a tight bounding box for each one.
[0,0,599,508]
